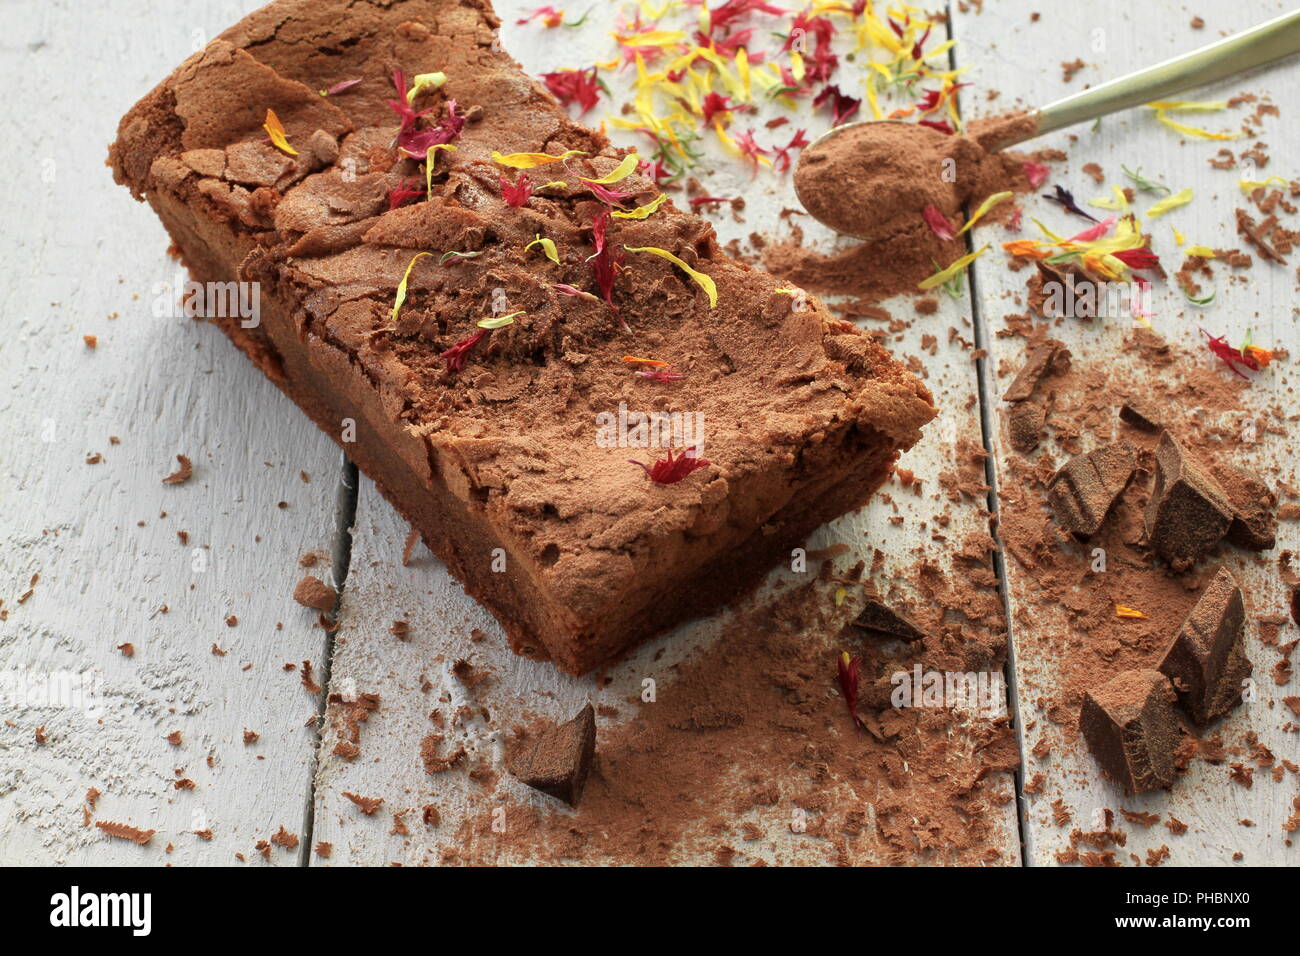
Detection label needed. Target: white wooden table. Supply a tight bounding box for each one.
[0,0,1294,865]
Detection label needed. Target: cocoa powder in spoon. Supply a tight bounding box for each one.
[776,113,1040,303]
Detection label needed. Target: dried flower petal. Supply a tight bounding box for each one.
[492,149,586,169]
[1043,185,1098,222]
[1023,161,1050,189]
[1146,188,1193,219]
[500,172,534,208]
[406,72,447,105]
[837,652,868,732]
[524,235,561,264]
[391,252,434,324]
[322,78,362,96]
[542,67,601,114]
[624,246,718,307]
[612,193,668,220]
[477,311,524,330]
[918,245,989,291]
[922,204,957,241]
[262,109,298,156]
[440,330,487,373]
[958,191,1012,235]
[629,446,711,485]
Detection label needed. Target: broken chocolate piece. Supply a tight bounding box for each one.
[508,703,596,807]
[1046,441,1136,537]
[1003,341,1062,402]
[853,598,924,642]
[1080,669,1181,795]
[1210,462,1278,552]
[1118,402,1161,433]
[1007,399,1046,455]
[1144,432,1233,570]
[1034,259,1098,320]
[1158,567,1252,725]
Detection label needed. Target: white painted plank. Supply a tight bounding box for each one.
[0,0,343,865]
[954,0,1298,865]
[310,0,1021,865]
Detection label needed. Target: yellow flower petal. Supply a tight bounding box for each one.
[918,245,989,290]
[958,191,1012,235]
[1146,99,1228,112]
[425,144,456,200]
[391,252,434,324]
[612,194,668,220]
[524,235,561,265]
[492,149,586,169]
[584,153,640,185]
[262,109,298,157]
[1238,176,1289,193]
[625,246,718,308]
[1146,188,1193,219]
[1153,108,1238,141]
[477,311,524,330]
[407,72,447,105]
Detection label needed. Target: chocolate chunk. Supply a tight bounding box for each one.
[854,598,924,642]
[1291,587,1299,628]
[508,703,596,807]
[1118,402,1161,432]
[1046,442,1136,537]
[1210,462,1278,552]
[1008,399,1046,455]
[1080,669,1181,794]
[1144,432,1233,570]
[1003,341,1062,402]
[1158,567,1252,725]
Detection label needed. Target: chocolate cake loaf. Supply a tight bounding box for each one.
[109,0,935,674]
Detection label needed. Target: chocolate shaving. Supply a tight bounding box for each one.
[343,792,384,815]
[1235,208,1285,263]
[270,825,299,849]
[161,454,193,485]
[96,820,155,845]
[1003,341,1062,402]
[420,734,467,774]
[402,527,421,566]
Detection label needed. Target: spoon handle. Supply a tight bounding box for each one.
[1000,8,1300,147]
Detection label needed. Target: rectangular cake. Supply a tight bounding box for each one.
[109,0,936,674]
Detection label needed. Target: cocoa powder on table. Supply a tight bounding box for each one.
[446,557,1018,866]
